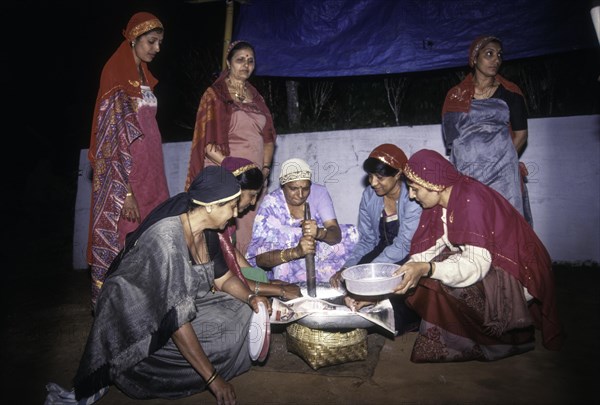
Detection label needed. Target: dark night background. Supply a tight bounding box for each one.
[4,1,225,275]
[3,0,599,276]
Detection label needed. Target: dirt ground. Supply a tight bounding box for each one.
[2,263,599,405]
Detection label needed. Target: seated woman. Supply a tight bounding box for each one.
[46,166,270,404]
[246,158,359,283]
[390,149,564,362]
[329,144,422,334]
[220,156,301,300]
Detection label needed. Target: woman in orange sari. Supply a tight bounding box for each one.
[186,40,276,255]
[87,12,170,306]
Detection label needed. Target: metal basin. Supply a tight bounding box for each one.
[295,282,382,330]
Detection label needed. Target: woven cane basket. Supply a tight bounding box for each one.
[285,323,368,370]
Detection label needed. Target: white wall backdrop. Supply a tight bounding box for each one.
[73,114,600,269]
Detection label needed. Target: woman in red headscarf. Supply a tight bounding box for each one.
[441,35,533,226]
[87,12,170,306]
[185,40,276,256]
[392,149,564,362]
[330,144,423,335]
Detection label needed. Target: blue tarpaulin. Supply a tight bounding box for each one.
[235,0,597,77]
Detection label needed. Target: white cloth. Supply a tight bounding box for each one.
[409,209,533,300]
[44,383,108,405]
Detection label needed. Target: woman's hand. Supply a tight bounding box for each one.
[248,294,272,315]
[261,167,271,187]
[271,280,302,300]
[344,295,377,311]
[301,219,318,239]
[296,235,316,257]
[121,193,141,223]
[392,262,429,295]
[329,269,345,289]
[207,376,237,405]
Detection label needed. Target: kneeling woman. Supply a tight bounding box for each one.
[53,166,270,404]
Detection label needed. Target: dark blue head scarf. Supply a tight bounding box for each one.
[108,166,240,275]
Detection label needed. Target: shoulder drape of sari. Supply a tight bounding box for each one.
[185,71,276,190]
[86,40,158,264]
[75,218,202,398]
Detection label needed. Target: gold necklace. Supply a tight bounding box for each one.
[473,82,497,99]
[227,77,247,102]
[186,212,202,263]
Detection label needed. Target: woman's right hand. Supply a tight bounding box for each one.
[208,375,237,405]
[121,194,141,223]
[296,235,316,257]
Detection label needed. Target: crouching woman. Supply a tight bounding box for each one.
[393,149,564,362]
[46,166,270,404]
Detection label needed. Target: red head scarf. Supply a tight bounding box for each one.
[468,35,501,67]
[442,35,523,116]
[123,12,163,42]
[368,144,407,171]
[88,12,163,161]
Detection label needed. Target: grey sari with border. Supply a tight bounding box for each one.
[443,98,524,215]
[74,217,252,399]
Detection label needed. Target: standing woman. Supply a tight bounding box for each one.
[186,40,276,255]
[87,12,170,306]
[441,35,533,225]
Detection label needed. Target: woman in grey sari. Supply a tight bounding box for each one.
[46,166,270,404]
[441,36,533,226]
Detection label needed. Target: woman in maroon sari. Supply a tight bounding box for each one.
[393,149,564,362]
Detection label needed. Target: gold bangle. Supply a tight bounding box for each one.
[205,369,218,386]
[254,281,261,295]
[280,249,288,263]
[126,192,133,197]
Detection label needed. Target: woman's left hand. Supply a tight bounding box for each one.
[275,282,302,300]
[301,219,318,238]
[249,294,272,315]
[261,167,271,185]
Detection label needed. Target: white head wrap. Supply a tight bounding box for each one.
[279,158,312,185]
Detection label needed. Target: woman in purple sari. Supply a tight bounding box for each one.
[246,158,358,283]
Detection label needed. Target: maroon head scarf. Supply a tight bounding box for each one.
[221,156,258,177]
[406,150,564,350]
[403,149,462,191]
